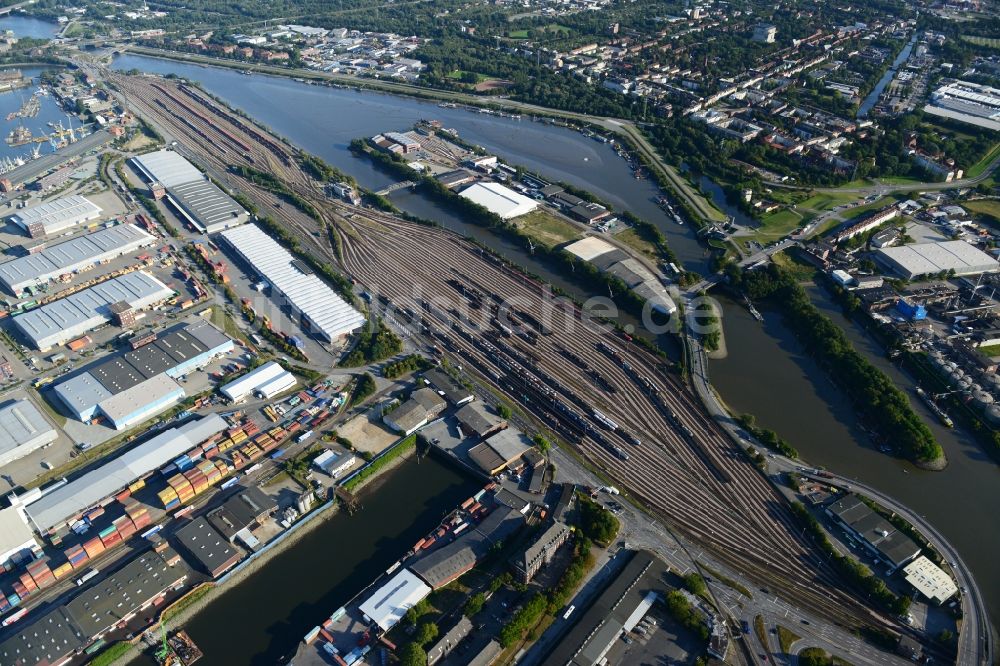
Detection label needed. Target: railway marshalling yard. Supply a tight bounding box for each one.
[107,69,907,640]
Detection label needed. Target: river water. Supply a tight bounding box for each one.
[109,54,997,633]
[0,15,58,39]
[139,456,478,665]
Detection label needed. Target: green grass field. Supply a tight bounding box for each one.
[963,199,1000,226]
[736,208,805,251]
[614,227,659,260]
[968,142,1000,178]
[446,70,488,83]
[515,209,581,247]
[797,191,863,212]
[962,35,1000,49]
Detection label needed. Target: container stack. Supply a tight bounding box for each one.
[65,544,88,568]
[125,501,152,531]
[82,536,105,559]
[174,454,193,471]
[12,581,27,600]
[18,572,37,595]
[26,559,54,590]
[52,562,73,580]
[99,525,122,549]
[158,485,181,511]
[114,515,137,540]
[168,474,196,505]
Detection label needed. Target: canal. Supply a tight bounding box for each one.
[858,35,917,118]
[710,292,1000,625]
[138,456,478,665]
[110,54,997,631]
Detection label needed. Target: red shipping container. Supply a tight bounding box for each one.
[19,573,37,593]
[101,530,123,548]
[115,490,131,502]
[132,513,153,530]
[83,538,105,558]
[12,581,28,598]
[115,517,137,540]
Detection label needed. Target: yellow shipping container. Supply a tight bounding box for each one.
[218,438,234,452]
[52,562,73,579]
[128,479,146,493]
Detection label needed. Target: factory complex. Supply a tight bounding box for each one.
[0,223,156,297]
[566,237,678,314]
[131,150,248,234]
[12,271,174,351]
[219,223,366,342]
[52,319,234,428]
[874,240,1000,279]
[924,80,1000,132]
[7,195,103,239]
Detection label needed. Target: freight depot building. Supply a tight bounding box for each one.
[0,399,58,470]
[23,414,228,535]
[565,237,677,315]
[13,271,174,351]
[0,223,156,297]
[220,224,366,342]
[826,495,921,570]
[219,360,297,403]
[52,319,234,429]
[8,194,102,238]
[458,182,538,220]
[875,240,1000,280]
[131,149,249,234]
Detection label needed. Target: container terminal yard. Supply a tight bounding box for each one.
[100,69,917,640]
[0,59,979,666]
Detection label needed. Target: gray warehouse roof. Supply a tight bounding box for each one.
[876,241,1000,279]
[0,224,155,295]
[0,605,86,666]
[24,415,227,532]
[166,180,247,234]
[220,224,365,341]
[131,149,203,188]
[9,195,102,236]
[0,399,58,469]
[13,272,173,350]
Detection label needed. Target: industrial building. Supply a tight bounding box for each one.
[219,360,296,403]
[875,240,1000,279]
[512,520,570,583]
[8,194,102,238]
[0,399,58,470]
[468,427,533,476]
[0,605,87,666]
[0,223,156,297]
[422,369,474,405]
[459,182,538,220]
[825,495,921,570]
[383,387,446,435]
[219,224,366,342]
[455,401,506,439]
[565,237,677,315]
[13,271,174,351]
[924,80,1000,131]
[409,506,525,589]
[131,149,248,234]
[52,319,233,427]
[174,516,241,578]
[0,505,39,568]
[544,550,665,666]
[65,546,189,638]
[903,555,958,604]
[359,568,432,632]
[206,484,277,544]
[313,449,356,478]
[23,415,228,535]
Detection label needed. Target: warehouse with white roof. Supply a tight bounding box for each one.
[903,555,958,604]
[359,568,432,632]
[875,240,1000,279]
[23,414,227,534]
[131,149,204,188]
[459,182,538,219]
[0,224,156,296]
[13,272,174,350]
[0,399,58,470]
[219,224,366,342]
[131,149,248,234]
[8,195,102,238]
[220,360,296,402]
[0,506,38,567]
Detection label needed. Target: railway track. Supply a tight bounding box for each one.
[110,71,908,638]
